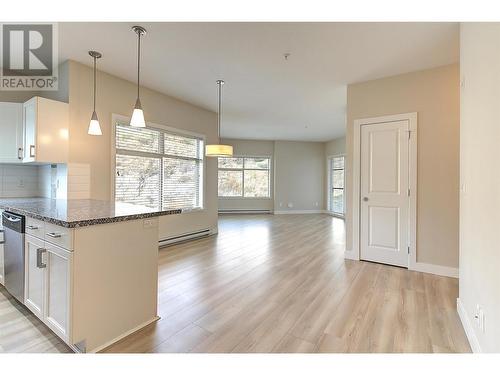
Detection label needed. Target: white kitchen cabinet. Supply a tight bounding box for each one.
[22,97,69,163]
[0,102,23,163]
[44,242,71,341]
[25,234,45,319]
[24,233,72,343]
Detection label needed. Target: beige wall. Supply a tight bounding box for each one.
[459,23,500,352]
[274,141,325,212]
[346,64,460,268]
[66,60,218,239]
[218,138,327,212]
[325,136,346,156]
[218,138,274,211]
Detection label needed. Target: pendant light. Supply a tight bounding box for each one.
[130,25,146,127]
[205,80,233,157]
[88,50,102,135]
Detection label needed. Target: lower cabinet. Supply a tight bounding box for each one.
[25,234,72,343]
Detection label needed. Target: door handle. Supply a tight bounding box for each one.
[3,215,21,222]
[363,197,369,202]
[29,145,36,158]
[46,232,62,238]
[27,225,39,230]
[36,248,47,268]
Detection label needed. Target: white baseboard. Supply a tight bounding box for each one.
[344,250,358,260]
[90,316,160,353]
[410,262,458,278]
[457,298,481,353]
[219,210,272,214]
[274,210,326,215]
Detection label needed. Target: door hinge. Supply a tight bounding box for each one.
[407,246,410,254]
[407,130,411,140]
[407,188,410,196]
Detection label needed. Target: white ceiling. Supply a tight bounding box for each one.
[59,23,459,141]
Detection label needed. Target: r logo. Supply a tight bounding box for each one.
[2,24,53,76]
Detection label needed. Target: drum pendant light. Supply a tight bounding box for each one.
[130,26,146,127]
[88,50,102,135]
[205,80,233,157]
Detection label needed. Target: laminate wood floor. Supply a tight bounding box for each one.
[0,214,470,353]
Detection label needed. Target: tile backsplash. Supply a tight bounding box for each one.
[0,164,68,199]
[0,165,39,197]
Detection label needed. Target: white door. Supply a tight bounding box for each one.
[0,102,23,163]
[23,98,37,162]
[25,235,45,318]
[360,120,410,267]
[44,243,71,342]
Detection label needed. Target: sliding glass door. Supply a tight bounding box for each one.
[329,155,345,216]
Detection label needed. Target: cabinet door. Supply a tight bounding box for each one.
[0,102,23,163]
[25,235,45,318]
[23,98,37,163]
[44,243,71,342]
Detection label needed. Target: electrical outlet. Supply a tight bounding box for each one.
[315,202,319,207]
[287,202,293,208]
[18,178,25,188]
[279,202,283,207]
[475,304,485,332]
[143,219,157,228]
[479,307,485,332]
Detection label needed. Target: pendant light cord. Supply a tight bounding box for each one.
[217,81,222,141]
[137,32,141,99]
[93,56,96,111]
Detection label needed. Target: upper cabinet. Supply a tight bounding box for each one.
[0,102,23,163]
[22,97,69,163]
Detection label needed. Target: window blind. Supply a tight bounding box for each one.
[115,123,204,211]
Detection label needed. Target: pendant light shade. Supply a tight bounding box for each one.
[131,26,146,127]
[88,51,102,136]
[130,98,146,127]
[205,80,233,158]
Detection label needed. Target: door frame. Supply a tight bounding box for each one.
[348,112,417,270]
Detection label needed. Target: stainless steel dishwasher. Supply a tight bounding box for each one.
[2,211,25,302]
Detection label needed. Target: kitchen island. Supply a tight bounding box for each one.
[0,198,181,353]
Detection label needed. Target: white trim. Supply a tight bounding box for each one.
[457,298,482,353]
[350,113,418,269]
[411,262,458,278]
[274,210,326,215]
[89,316,160,353]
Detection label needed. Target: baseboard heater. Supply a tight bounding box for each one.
[218,209,272,214]
[159,228,213,247]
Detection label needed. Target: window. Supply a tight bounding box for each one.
[330,156,345,216]
[114,123,204,211]
[218,157,271,198]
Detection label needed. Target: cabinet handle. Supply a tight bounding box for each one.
[46,232,62,238]
[36,248,47,268]
[27,225,39,230]
[18,147,23,160]
[29,145,35,158]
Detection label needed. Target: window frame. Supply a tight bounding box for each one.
[217,155,273,199]
[328,154,345,217]
[110,114,206,212]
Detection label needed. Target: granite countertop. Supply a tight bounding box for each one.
[0,198,182,228]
